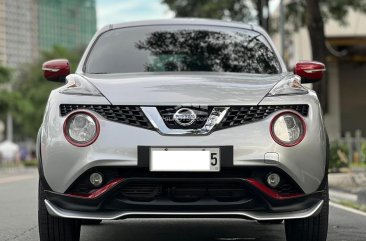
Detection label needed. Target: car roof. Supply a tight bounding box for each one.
[99,18,265,34]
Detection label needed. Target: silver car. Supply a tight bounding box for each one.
[38,19,328,241]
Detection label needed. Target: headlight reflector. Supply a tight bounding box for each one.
[64,112,99,146]
[267,75,308,96]
[270,111,305,147]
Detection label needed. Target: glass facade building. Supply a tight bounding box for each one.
[38,0,96,51]
[0,0,38,68]
[0,0,96,68]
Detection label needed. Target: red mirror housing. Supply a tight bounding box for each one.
[42,59,70,82]
[294,61,325,83]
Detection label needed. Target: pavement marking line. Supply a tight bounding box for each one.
[0,175,36,184]
[330,201,366,217]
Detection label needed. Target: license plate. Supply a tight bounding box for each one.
[150,147,220,172]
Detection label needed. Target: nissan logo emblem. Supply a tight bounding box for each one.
[173,108,197,126]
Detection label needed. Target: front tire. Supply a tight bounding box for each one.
[284,186,329,241]
[38,181,81,241]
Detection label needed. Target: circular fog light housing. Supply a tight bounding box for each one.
[267,173,281,188]
[90,172,103,187]
[63,111,99,147]
[270,111,305,147]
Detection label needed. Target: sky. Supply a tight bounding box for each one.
[96,0,280,30]
[96,0,174,29]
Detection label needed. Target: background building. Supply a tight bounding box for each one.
[38,0,96,51]
[0,0,96,68]
[0,0,38,69]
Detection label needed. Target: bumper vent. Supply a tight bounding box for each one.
[121,182,162,202]
[218,105,309,130]
[59,104,154,130]
[119,181,249,203]
[157,106,213,129]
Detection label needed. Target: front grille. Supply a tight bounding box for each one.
[157,106,213,129]
[60,104,153,130]
[60,104,308,132]
[276,183,299,195]
[218,105,309,130]
[119,180,249,203]
[121,182,162,202]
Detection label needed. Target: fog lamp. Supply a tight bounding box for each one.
[90,172,103,187]
[266,173,281,188]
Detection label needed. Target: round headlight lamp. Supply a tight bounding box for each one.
[63,111,99,147]
[270,111,305,147]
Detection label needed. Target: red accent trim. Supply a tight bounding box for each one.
[67,178,124,199]
[269,110,306,147]
[246,178,303,200]
[63,111,100,147]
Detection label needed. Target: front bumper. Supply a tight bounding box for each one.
[45,199,324,221]
[43,170,327,221]
[40,93,327,195]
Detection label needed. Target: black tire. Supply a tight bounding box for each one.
[284,185,329,241]
[82,219,102,225]
[38,180,81,241]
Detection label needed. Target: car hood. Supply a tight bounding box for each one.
[82,72,286,106]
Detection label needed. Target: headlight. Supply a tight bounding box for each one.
[63,112,99,147]
[267,75,308,96]
[270,111,305,147]
[59,75,102,96]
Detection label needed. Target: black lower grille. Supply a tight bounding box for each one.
[119,181,249,203]
[121,182,162,202]
[59,104,153,130]
[218,105,309,129]
[276,183,299,195]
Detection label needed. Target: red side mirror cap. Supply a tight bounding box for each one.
[42,59,70,82]
[294,61,325,83]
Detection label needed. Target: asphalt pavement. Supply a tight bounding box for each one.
[1,168,366,241]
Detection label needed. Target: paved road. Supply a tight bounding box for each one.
[1,169,366,241]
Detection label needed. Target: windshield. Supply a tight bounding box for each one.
[85,25,281,74]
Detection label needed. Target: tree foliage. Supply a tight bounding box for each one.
[0,66,12,84]
[163,0,254,22]
[162,0,272,31]
[286,0,366,31]
[0,66,17,120]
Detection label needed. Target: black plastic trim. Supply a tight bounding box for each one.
[45,177,324,214]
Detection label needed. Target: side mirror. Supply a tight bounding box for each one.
[294,61,325,83]
[42,59,70,82]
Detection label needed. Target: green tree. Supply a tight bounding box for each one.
[163,0,270,31]
[0,66,12,84]
[12,46,84,139]
[0,66,18,118]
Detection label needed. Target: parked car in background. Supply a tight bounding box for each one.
[38,19,328,241]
